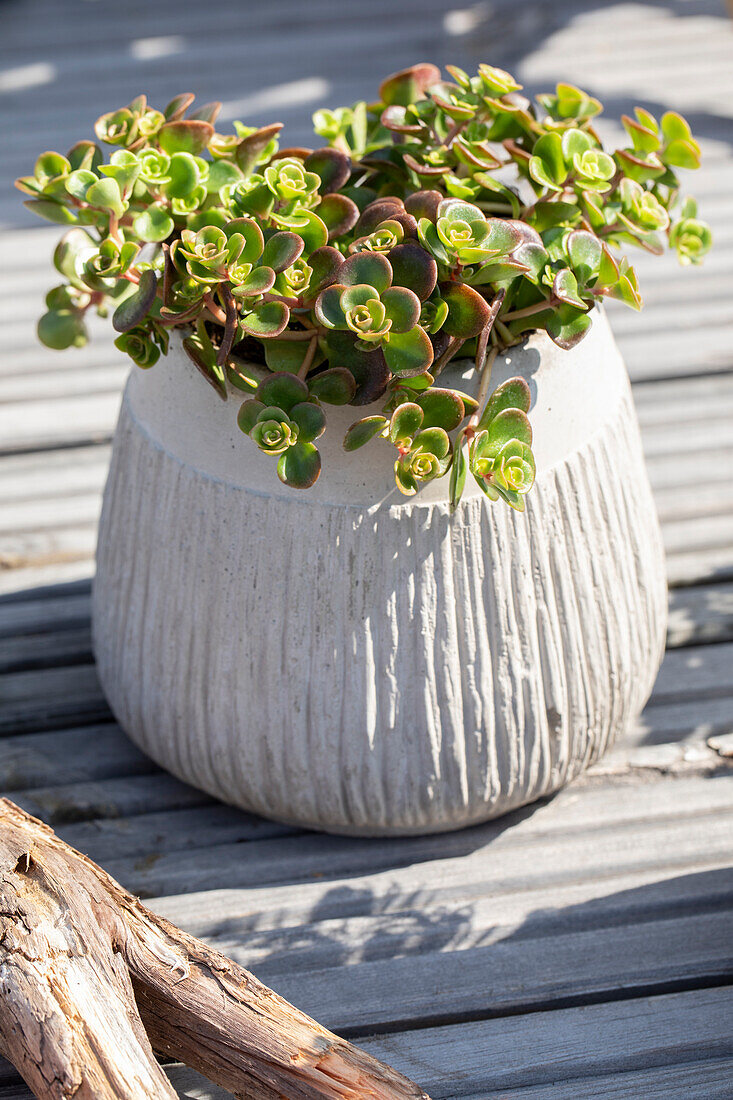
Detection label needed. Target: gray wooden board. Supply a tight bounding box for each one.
[226,911,733,1034]
[355,987,733,1097]
[1,1,733,1097]
[92,779,733,899]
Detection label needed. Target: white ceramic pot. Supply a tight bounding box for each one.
[93,308,667,835]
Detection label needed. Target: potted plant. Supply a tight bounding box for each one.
[19,65,711,835]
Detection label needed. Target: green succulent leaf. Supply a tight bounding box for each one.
[261,231,305,273]
[478,377,531,430]
[306,246,344,297]
[277,441,321,488]
[240,299,289,338]
[546,303,593,349]
[290,400,327,443]
[227,359,265,392]
[237,399,266,434]
[339,250,392,293]
[65,169,97,201]
[383,325,433,377]
[158,120,214,156]
[382,286,421,333]
[133,204,174,243]
[274,209,329,253]
[390,402,424,445]
[529,132,567,191]
[485,407,532,449]
[314,283,347,329]
[553,268,587,309]
[24,199,78,225]
[308,367,357,404]
[256,371,309,412]
[566,229,602,285]
[449,434,468,511]
[344,415,388,451]
[418,388,465,431]
[85,177,126,217]
[38,309,88,350]
[112,268,157,332]
[114,327,160,368]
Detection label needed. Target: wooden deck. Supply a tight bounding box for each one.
[1,0,732,1096]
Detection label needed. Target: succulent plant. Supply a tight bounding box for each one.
[21,70,710,503]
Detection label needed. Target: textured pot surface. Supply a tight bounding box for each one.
[93,310,667,835]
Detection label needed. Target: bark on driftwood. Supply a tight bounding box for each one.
[0,799,430,1100]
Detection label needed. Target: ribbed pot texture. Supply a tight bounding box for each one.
[93,309,667,836]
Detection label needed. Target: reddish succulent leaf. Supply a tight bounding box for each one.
[404,190,442,221]
[357,197,405,234]
[326,331,391,405]
[188,101,222,125]
[308,367,357,405]
[305,148,352,193]
[158,120,214,155]
[318,194,360,240]
[381,106,425,134]
[163,93,195,121]
[261,231,304,273]
[236,123,284,174]
[388,241,437,301]
[402,154,449,178]
[306,246,344,297]
[241,300,290,338]
[344,415,388,451]
[379,63,442,107]
[272,147,313,161]
[441,282,491,338]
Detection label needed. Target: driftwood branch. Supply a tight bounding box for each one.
[0,799,430,1100]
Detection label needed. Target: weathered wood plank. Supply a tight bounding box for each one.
[99,786,733,899]
[462,1059,733,1100]
[0,392,119,453]
[630,695,733,747]
[0,723,152,791]
[4,1042,733,1100]
[666,546,733,588]
[0,625,92,673]
[667,583,733,647]
[12,773,211,826]
[648,641,733,704]
[0,663,109,733]
[247,910,733,1033]
[0,590,91,637]
[357,987,733,1095]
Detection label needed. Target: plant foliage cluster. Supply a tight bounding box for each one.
[19,64,710,504]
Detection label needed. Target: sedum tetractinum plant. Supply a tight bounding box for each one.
[19,66,711,507]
